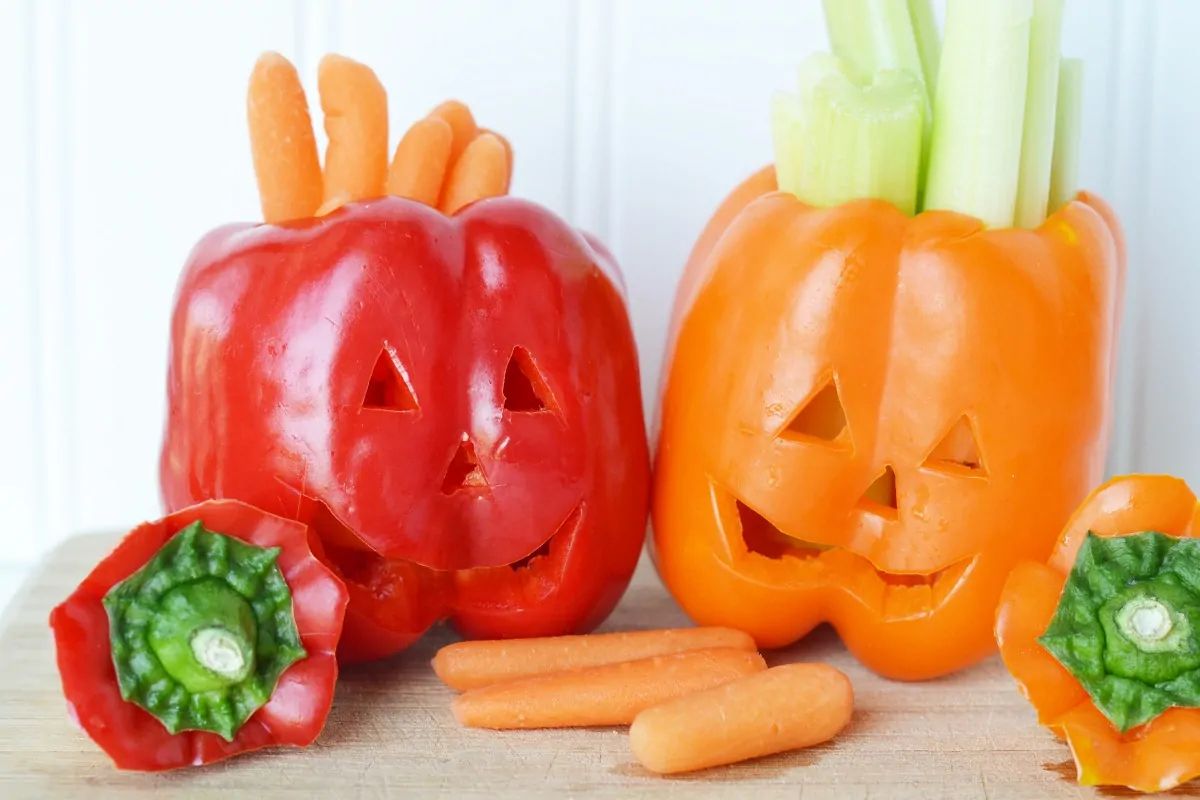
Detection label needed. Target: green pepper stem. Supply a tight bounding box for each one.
[193,629,251,679]
[148,578,258,693]
[1119,597,1175,647]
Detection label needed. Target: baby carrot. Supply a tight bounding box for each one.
[313,192,354,218]
[318,54,388,212]
[387,116,454,207]
[451,648,767,730]
[246,52,323,223]
[629,663,854,775]
[479,128,513,191]
[439,133,509,214]
[427,100,479,167]
[433,627,756,692]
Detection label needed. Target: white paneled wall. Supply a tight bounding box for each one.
[1,0,1198,567]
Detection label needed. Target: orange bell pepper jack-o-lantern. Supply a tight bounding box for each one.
[159,53,650,664]
[649,6,1126,680]
[996,475,1200,792]
[651,178,1124,681]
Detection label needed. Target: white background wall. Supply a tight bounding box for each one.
[0,0,1197,572]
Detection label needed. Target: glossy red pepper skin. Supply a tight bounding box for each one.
[48,500,348,772]
[159,195,650,659]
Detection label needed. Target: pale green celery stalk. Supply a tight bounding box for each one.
[795,62,925,215]
[821,0,935,208]
[822,0,925,91]
[1049,58,1084,211]
[923,0,1034,228]
[772,54,846,197]
[770,91,805,196]
[907,0,942,95]
[798,52,845,105]
[1014,0,1066,228]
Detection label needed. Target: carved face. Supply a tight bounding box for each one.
[160,196,650,646]
[651,171,1125,680]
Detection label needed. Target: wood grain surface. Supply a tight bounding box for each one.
[0,533,1192,799]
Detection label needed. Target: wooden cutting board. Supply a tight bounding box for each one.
[0,533,1182,799]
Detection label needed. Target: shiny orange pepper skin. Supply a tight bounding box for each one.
[996,475,1200,792]
[650,167,1125,681]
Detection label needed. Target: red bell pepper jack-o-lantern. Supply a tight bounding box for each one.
[159,53,650,663]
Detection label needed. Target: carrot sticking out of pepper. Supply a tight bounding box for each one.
[428,100,479,168]
[246,52,323,224]
[245,53,512,222]
[386,116,454,207]
[629,663,855,775]
[440,133,516,214]
[451,648,766,729]
[481,129,514,191]
[317,54,388,215]
[432,627,757,691]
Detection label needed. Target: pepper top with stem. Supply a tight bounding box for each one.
[1038,531,1200,733]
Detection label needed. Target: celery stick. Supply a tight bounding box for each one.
[796,65,925,215]
[1049,58,1084,211]
[770,90,805,196]
[771,54,852,198]
[822,0,936,208]
[1014,0,1066,228]
[822,0,925,95]
[923,0,1034,228]
[907,0,941,95]
[797,52,845,106]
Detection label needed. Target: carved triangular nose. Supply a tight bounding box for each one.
[441,439,489,494]
[857,465,898,520]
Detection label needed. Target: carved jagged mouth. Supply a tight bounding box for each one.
[497,502,583,574]
[509,537,554,571]
[454,504,584,606]
[305,497,580,586]
[735,498,969,589]
[738,500,832,561]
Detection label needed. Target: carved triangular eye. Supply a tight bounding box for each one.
[858,465,898,518]
[780,379,848,444]
[362,347,419,411]
[503,346,556,413]
[923,415,985,476]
